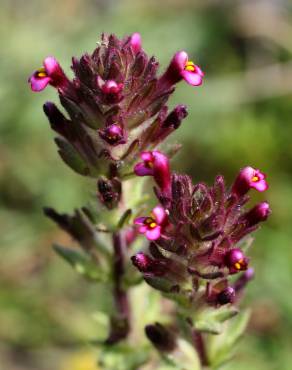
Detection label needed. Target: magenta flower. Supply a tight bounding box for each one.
[130,32,142,53]
[99,124,126,146]
[160,51,204,88]
[134,151,171,194]
[224,248,248,274]
[134,205,167,241]
[232,166,268,197]
[243,201,271,227]
[28,56,68,92]
[100,80,124,95]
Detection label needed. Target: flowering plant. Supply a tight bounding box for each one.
[29,33,270,369]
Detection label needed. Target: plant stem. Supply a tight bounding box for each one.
[192,330,209,367]
[106,231,130,344]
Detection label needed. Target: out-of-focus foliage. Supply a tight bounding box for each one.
[0,0,292,369]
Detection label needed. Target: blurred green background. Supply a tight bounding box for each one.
[0,0,292,369]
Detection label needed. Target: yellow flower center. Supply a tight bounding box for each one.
[184,61,196,72]
[37,67,47,78]
[145,217,157,229]
[251,175,259,182]
[234,259,245,270]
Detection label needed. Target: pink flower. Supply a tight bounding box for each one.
[130,32,142,54]
[28,56,68,92]
[99,124,126,146]
[232,166,268,197]
[160,51,204,88]
[243,202,271,227]
[224,248,248,274]
[134,151,171,195]
[134,205,167,241]
[100,80,123,95]
[131,252,166,276]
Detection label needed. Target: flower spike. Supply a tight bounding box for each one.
[134,205,167,241]
[232,166,268,197]
[29,56,68,92]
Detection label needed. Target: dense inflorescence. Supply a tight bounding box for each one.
[132,154,270,308]
[29,33,202,181]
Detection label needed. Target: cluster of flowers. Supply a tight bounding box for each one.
[132,151,270,306]
[29,32,271,359]
[29,33,203,181]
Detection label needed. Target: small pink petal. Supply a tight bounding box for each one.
[243,166,255,179]
[152,205,166,225]
[139,225,148,234]
[134,217,147,225]
[141,152,153,162]
[145,226,161,241]
[44,56,60,75]
[174,51,188,70]
[181,70,203,86]
[195,65,204,77]
[252,181,268,192]
[29,75,51,92]
[134,162,153,176]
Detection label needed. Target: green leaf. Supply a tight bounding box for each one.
[117,209,132,229]
[194,306,238,335]
[53,244,106,282]
[144,275,174,293]
[98,343,149,370]
[207,309,251,368]
[55,137,91,176]
[161,339,201,370]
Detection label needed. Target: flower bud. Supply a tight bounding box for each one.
[232,166,268,197]
[234,267,255,292]
[131,252,165,275]
[99,124,126,146]
[98,78,124,104]
[130,32,142,54]
[43,102,68,136]
[145,323,176,352]
[163,105,188,129]
[217,286,235,305]
[243,202,271,227]
[134,151,171,195]
[225,248,248,274]
[97,177,121,209]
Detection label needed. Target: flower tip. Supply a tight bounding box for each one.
[244,201,271,226]
[232,166,269,196]
[130,32,142,53]
[43,56,59,74]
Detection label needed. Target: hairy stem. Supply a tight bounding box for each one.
[192,330,209,367]
[106,231,130,344]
